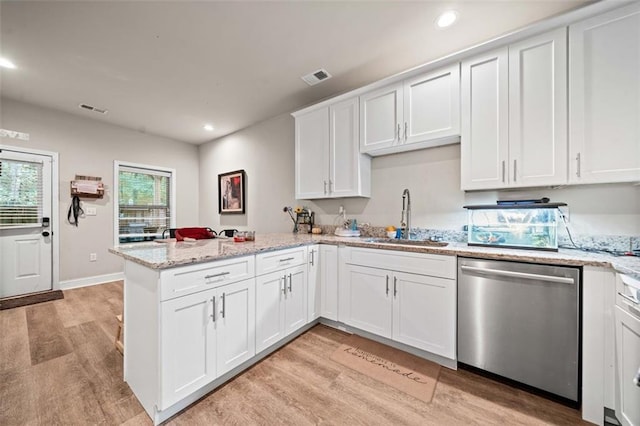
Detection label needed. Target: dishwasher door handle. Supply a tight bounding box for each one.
[460,265,575,285]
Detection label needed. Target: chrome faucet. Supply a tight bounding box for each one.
[400,188,411,239]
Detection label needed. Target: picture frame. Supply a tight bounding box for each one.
[218,169,245,214]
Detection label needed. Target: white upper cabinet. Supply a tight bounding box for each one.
[403,66,461,146]
[359,84,403,153]
[294,97,371,199]
[569,3,640,184]
[461,48,509,190]
[461,28,568,190]
[509,28,567,187]
[360,64,460,156]
[295,107,330,199]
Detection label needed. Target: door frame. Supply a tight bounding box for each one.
[0,144,60,291]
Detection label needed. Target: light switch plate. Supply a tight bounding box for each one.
[86,207,97,216]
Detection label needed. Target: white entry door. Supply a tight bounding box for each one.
[0,149,53,298]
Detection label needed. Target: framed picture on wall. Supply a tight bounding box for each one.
[218,169,245,214]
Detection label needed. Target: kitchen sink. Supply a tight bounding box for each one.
[364,238,448,247]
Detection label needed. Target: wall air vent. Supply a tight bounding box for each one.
[79,103,108,114]
[301,68,332,86]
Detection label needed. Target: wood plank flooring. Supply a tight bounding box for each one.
[0,282,587,425]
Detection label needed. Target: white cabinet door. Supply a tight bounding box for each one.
[360,83,403,153]
[330,97,370,197]
[215,279,256,377]
[392,272,456,359]
[509,28,567,187]
[160,289,216,409]
[569,3,640,184]
[461,47,509,190]
[404,64,460,146]
[255,271,286,353]
[295,107,330,199]
[614,306,640,426]
[343,264,392,338]
[319,245,339,321]
[284,265,307,335]
[307,245,320,322]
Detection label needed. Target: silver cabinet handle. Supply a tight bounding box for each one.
[393,276,398,297]
[460,265,575,284]
[221,293,226,319]
[513,159,517,182]
[210,296,216,322]
[283,275,287,295]
[501,161,506,183]
[386,275,389,296]
[328,180,332,193]
[288,273,293,292]
[205,271,230,280]
[323,180,327,194]
[404,122,408,141]
[397,123,401,142]
[310,249,315,266]
[576,153,581,178]
[279,257,295,262]
[619,292,639,306]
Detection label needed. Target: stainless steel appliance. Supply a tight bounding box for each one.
[458,257,581,403]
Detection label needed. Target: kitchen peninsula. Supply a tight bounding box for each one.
[110,233,639,425]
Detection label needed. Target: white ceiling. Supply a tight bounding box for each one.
[1,1,591,145]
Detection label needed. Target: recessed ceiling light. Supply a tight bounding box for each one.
[203,124,214,131]
[436,11,458,28]
[0,57,17,69]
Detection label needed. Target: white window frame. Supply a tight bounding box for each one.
[113,161,176,246]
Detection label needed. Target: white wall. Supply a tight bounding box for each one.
[201,113,639,238]
[198,113,297,233]
[310,143,640,237]
[1,98,200,283]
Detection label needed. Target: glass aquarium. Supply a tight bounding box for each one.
[464,203,566,251]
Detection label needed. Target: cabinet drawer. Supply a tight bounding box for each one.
[160,256,255,301]
[343,247,455,279]
[616,274,640,314]
[256,247,306,276]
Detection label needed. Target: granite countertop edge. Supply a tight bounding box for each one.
[109,233,640,279]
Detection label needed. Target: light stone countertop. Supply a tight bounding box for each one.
[109,232,640,279]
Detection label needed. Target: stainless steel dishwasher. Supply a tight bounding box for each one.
[458,257,581,404]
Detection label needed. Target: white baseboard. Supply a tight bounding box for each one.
[58,272,125,291]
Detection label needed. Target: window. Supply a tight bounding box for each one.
[0,156,43,228]
[114,162,175,244]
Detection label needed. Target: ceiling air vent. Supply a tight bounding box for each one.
[301,68,332,86]
[79,103,108,114]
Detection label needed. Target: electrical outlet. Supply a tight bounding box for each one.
[558,206,570,223]
[86,207,97,216]
[338,205,344,215]
[89,253,97,262]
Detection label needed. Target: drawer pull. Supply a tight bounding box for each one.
[205,271,230,280]
[279,257,295,262]
[618,292,639,306]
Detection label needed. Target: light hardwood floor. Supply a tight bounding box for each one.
[0,282,587,425]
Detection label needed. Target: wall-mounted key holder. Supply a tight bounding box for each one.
[70,174,104,198]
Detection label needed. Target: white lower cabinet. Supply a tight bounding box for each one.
[255,264,307,353]
[341,248,456,360]
[614,302,640,426]
[392,271,456,358]
[343,264,393,338]
[159,278,255,410]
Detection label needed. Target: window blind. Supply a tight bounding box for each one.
[118,165,172,243]
[0,158,43,228]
